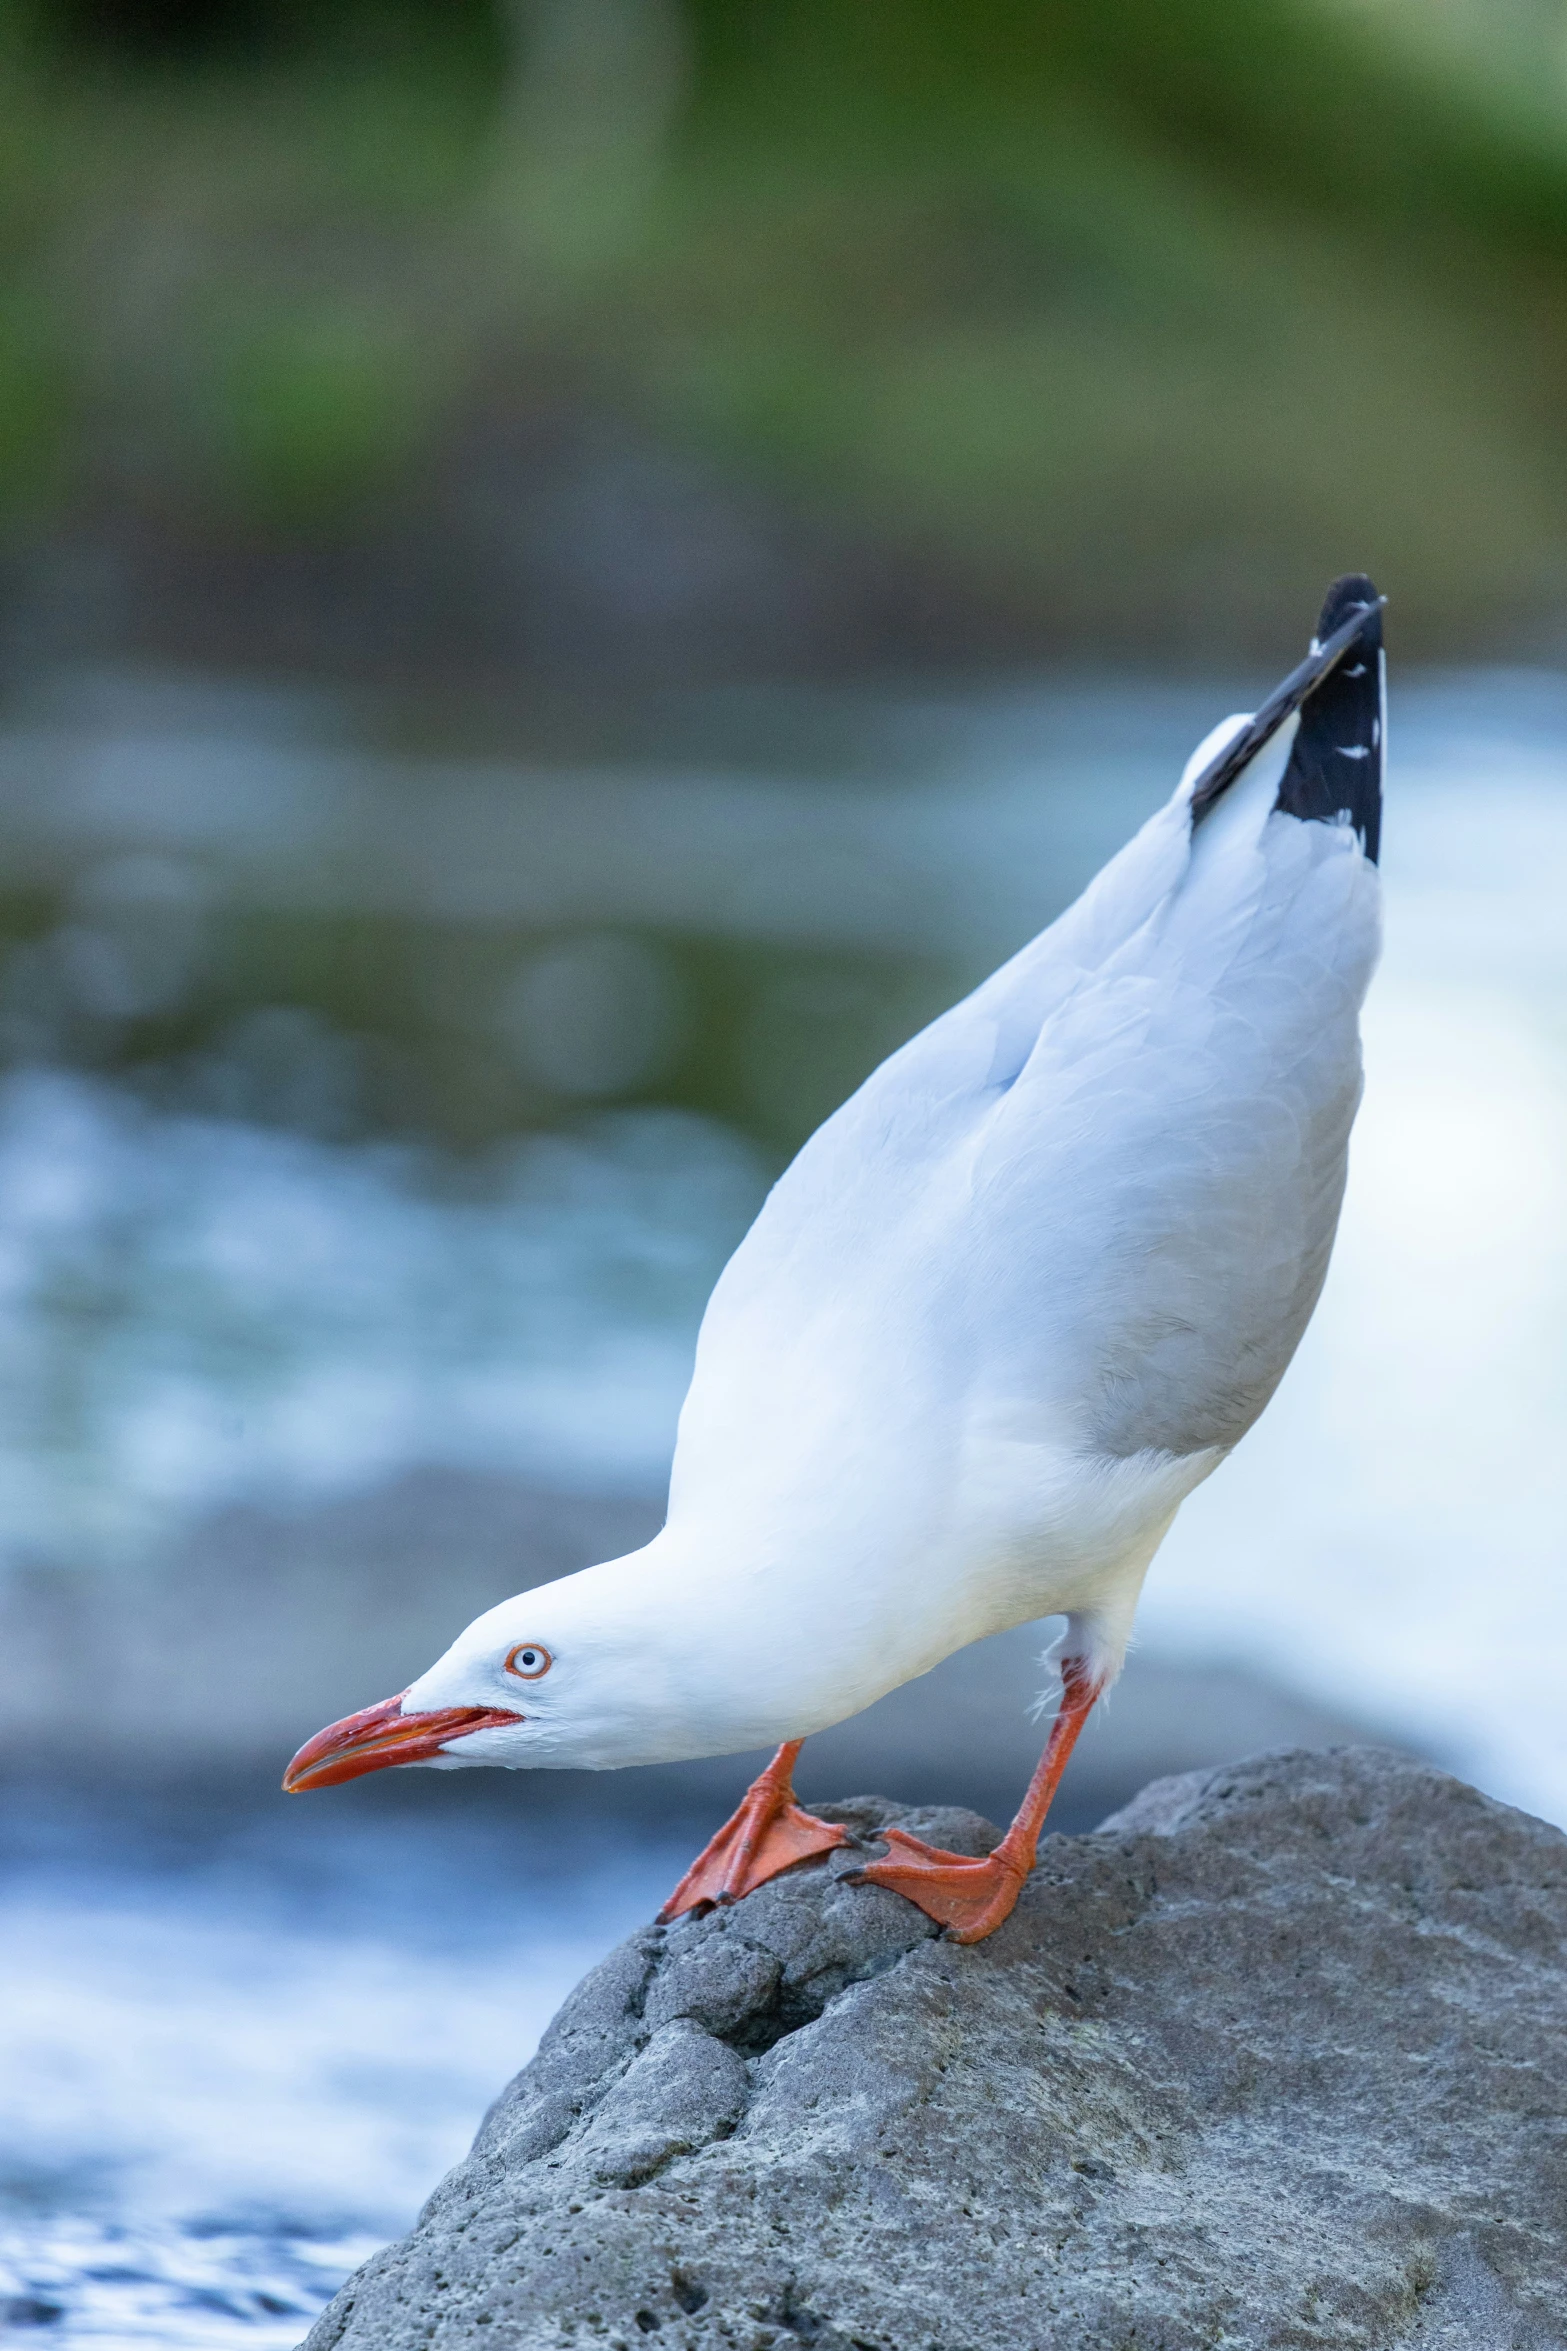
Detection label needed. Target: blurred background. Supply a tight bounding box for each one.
[3,0,1567,2340]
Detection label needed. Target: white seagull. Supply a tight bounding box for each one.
[285,576,1386,1944]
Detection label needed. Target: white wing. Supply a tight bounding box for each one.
[684,709,1380,1476]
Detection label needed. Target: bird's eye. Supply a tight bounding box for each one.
[504,1643,552,1680]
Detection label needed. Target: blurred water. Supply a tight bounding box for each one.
[0,1796,692,2346]
[1,663,1565,2343]
[0,1080,764,1562]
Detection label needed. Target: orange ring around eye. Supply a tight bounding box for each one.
[505,1643,553,1681]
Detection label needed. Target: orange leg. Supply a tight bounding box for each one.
[853,1655,1103,1943]
[658,1740,850,1922]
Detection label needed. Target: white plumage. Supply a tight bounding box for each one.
[285,576,1386,1943]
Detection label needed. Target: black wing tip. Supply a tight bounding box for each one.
[1187,573,1386,842]
[1279,571,1384,864]
[1316,572,1382,644]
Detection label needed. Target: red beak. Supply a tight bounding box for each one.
[282,1690,524,1793]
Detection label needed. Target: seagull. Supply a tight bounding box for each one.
[284,575,1386,1944]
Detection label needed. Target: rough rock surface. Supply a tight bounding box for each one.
[304,1749,1567,2351]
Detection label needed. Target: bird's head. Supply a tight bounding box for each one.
[281,1556,703,1792]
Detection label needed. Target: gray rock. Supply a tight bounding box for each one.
[306,1748,1567,2350]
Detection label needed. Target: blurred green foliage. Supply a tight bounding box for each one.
[2,0,1567,645]
[7,0,1567,1159]
[205,305,434,524]
[0,298,69,512]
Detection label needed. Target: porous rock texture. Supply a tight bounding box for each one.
[304,1749,1567,2351]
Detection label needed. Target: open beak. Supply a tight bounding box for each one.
[282,1691,524,1793]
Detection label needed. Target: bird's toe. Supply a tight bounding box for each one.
[658,1795,849,1922]
[852,1827,1029,1943]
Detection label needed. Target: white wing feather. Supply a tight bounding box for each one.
[683,713,1379,1473]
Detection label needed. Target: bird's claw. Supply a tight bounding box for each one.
[852,1826,1031,1943]
[658,1750,849,1921]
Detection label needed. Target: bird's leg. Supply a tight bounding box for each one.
[657,1740,850,1922]
[853,1655,1104,1943]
